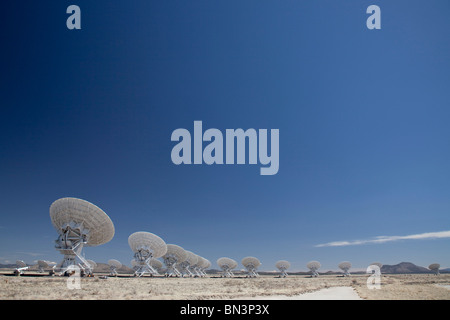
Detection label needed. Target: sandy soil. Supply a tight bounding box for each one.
[233,286,363,300]
[0,272,449,300]
[352,273,450,300]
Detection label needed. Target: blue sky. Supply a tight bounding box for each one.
[1,1,449,272]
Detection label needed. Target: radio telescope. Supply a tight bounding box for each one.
[201,258,211,276]
[217,257,237,277]
[428,263,440,275]
[50,197,115,275]
[149,258,164,273]
[85,259,97,276]
[37,260,56,274]
[178,251,198,277]
[37,260,48,273]
[242,257,261,277]
[14,260,29,276]
[338,261,352,277]
[202,259,211,276]
[108,259,122,276]
[162,244,187,277]
[230,259,238,274]
[195,256,210,277]
[130,258,163,274]
[275,260,290,278]
[191,255,202,277]
[307,261,321,277]
[192,255,207,277]
[131,259,140,271]
[128,231,167,277]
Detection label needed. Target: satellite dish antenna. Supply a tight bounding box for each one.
[178,251,198,277]
[50,197,115,275]
[200,258,210,277]
[230,259,238,275]
[14,260,29,276]
[191,254,201,277]
[131,259,140,272]
[307,261,321,277]
[108,259,122,276]
[149,258,163,273]
[192,255,208,277]
[162,244,187,277]
[128,231,167,277]
[37,260,49,273]
[428,263,440,276]
[202,259,211,277]
[275,260,290,278]
[37,260,56,275]
[86,259,97,269]
[195,256,209,277]
[217,257,237,277]
[85,259,97,276]
[241,257,261,277]
[338,261,352,277]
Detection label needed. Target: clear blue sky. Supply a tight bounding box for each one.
[1,1,449,272]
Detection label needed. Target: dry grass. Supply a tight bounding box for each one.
[0,272,449,300]
[352,273,450,300]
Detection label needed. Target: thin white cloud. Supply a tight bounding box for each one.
[316,230,450,247]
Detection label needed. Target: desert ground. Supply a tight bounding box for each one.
[1,271,449,300]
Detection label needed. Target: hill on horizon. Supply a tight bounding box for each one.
[380,262,434,274]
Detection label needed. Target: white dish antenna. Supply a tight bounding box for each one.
[16,260,27,268]
[428,263,440,275]
[217,257,237,277]
[86,259,97,271]
[130,258,163,274]
[131,259,140,270]
[128,231,167,257]
[128,231,167,277]
[307,261,321,277]
[108,259,122,268]
[178,250,199,277]
[241,257,261,277]
[50,197,114,275]
[338,261,352,277]
[149,258,163,272]
[14,260,29,276]
[36,260,48,272]
[162,244,187,277]
[82,259,96,276]
[37,260,56,275]
[86,259,97,268]
[203,259,211,276]
[108,259,122,276]
[192,255,208,277]
[275,260,290,277]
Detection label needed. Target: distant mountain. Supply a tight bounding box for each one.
[381,262,431,274]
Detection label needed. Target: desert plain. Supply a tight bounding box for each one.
[1,271,449,300]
